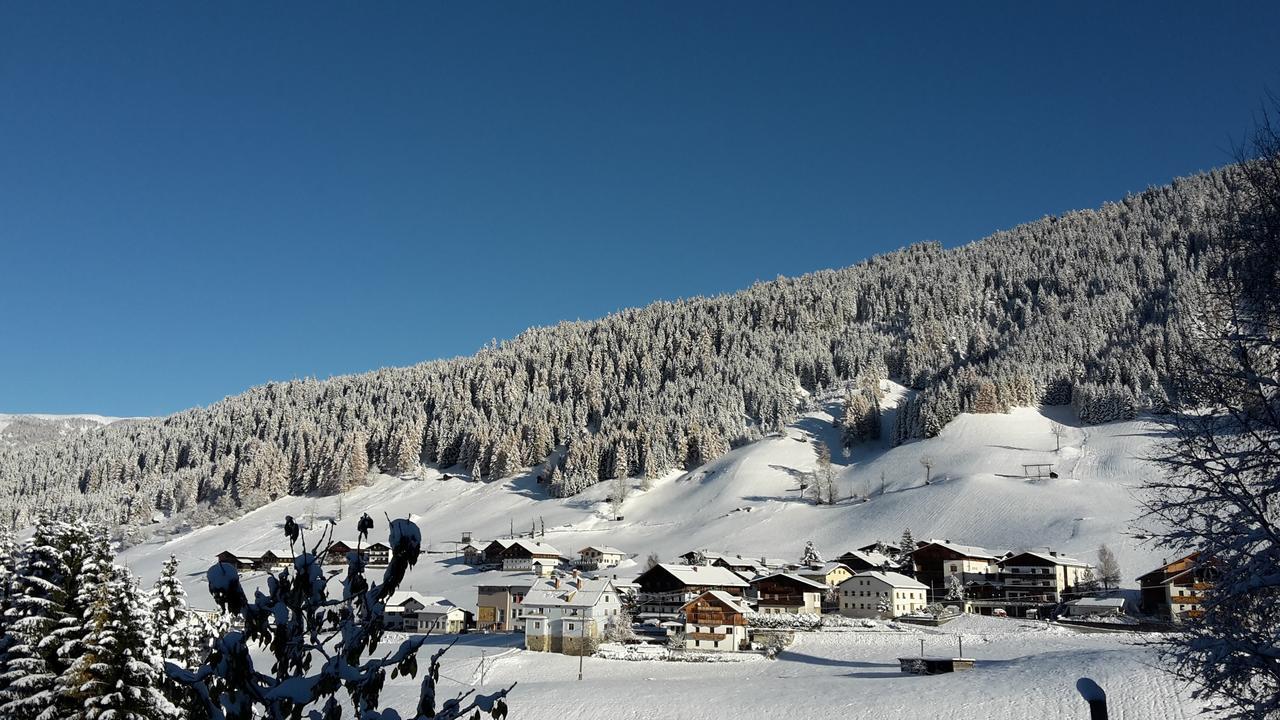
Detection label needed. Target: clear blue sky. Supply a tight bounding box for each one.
[2,2,1278,417]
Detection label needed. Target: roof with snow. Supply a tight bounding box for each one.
[681,589,752,616]
[846,570,928,590]
[643,563,750,588]
[837,550,894,567]
[522,577,617,608]
[914,540,999,560]
[503,540,562,557]
[384,591,462,615]
[579,545,625,555]
[751,572,829,591]
[1066,597,1125,609]
[797,562,853,577]
[1002,551,1091,568]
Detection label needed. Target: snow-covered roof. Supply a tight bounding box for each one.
[751,572,828,591]
[681,589,751,616]
[651,563,749,588]
[384,591,461,615]
[846,570,928,590]
[521,577,617,608]
[838,550,893,567]
[797,562,853,577]
[505,540,562,557]
[915,540,999,560]
[579,545,625,555]
[1066,597,1125,609]
[1004,551,1090,568]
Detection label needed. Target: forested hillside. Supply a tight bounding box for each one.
[0,167,1244,531]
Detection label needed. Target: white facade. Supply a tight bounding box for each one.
[838,571,929,618]
[521,576,622,652]
[578,545,626,568]
[384,592,468,634]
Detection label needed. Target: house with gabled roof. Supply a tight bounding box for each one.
[835,549,894,573]
[634,563,750,620]
[1137,552,1212,623]
[498,540,562,573]
[909,540,1001,600]
[521,575,621,654]
[750,572,827,614]
[679,590,751,652]
[838,571,928,619]
[577,545,626,569]
[998,551,1092,603]
[482,539,516,565]
[384,591,469,634]
[796,561,855,589]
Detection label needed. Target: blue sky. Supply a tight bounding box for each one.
[2,2,1278,417]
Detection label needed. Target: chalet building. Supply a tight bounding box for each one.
[499,540,562,573]
[475,578,533,631]
[679,590,751,652]
[835,550,894,573]
[1137,553,1212,623]
[384,592,469,634]
[522,576,621,654]
[998,551,1092,602]
[634,563,749,620]
[577,546,626,569]
[857,541,901,556]
[322,541,390,566]
[482,539,517,565]
[750,572,826,615]
[460,541,488,565]
[216,550,261,570]
[838,571,929,619]
[796,562,855,589]
[909,540,1000,600]
[364,542,391,566]
[677,551,784,579]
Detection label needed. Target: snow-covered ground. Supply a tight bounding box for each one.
[371,616,1204,719]
[120,384,1171,612]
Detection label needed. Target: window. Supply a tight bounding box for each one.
[567,623,575,630]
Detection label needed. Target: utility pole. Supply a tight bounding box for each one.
[577,620,585,681]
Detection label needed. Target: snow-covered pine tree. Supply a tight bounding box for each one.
[897,529,915,575]
[0,521,112,720]
[63,566,173,720]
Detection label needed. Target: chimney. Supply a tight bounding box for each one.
[576,578,584,590]
[553,577,561,589]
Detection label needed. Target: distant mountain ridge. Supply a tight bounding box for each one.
[0,165,1243,531]
[0,414,136,449]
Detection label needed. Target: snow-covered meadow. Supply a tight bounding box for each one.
[372,616,1203,719]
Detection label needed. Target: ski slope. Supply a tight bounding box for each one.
[119,384,1173,613]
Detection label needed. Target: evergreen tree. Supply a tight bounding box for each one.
[897,529,915,575]
[63,566,173,720]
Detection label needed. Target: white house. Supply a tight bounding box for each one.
[838,571,929,619]
[383,592,468,634]
[577,545,626,569]
[679,590,751,652]
[521,576,622,655]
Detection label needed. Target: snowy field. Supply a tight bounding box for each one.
[368,616,1205,719]
[120,385,1173,613]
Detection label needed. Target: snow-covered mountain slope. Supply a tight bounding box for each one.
[119,384,1170,610]
[0,413,134,447]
